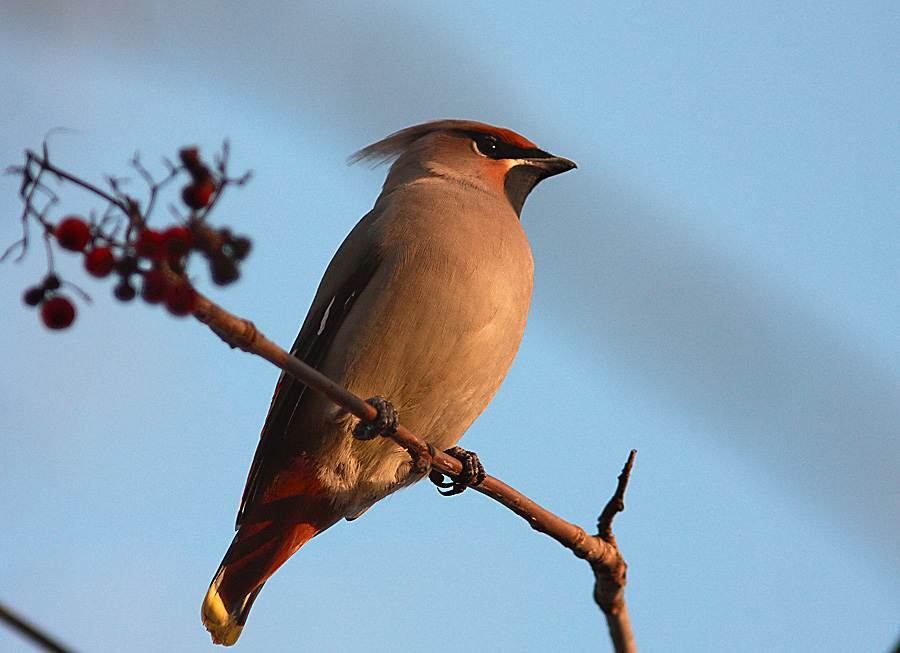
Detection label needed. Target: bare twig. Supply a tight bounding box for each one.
[190,291,637,653]
[594,451,637,652]
[33,148,122,208]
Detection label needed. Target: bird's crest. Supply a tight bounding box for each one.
[349,120,538,166]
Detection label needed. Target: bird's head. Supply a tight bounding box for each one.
[351,120,576,216]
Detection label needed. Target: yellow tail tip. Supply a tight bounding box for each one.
[202,584,243,646]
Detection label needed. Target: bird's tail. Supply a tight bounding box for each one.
[202,489,343,645]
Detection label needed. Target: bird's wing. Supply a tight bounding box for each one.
[235,212,384,529]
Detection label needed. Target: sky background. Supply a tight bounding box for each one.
[1,2,899,651]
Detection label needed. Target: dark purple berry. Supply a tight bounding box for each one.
[114,279,137,302]
[211,256,239,285]
[23,286,45,307]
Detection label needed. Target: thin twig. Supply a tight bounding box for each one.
[594,451,637,653]
[30,149,122,209]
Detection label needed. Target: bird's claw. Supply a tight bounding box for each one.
[353,396,399,441]
[429,446,486,496]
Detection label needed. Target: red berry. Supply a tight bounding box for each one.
[141,268,169,304]
[163,281,196,316]
[181,179,216,210]
[135,229,165,260]
[84,246,116,277]
[41,296,76,330]
[55,217,91,252]
[162,226,194,259]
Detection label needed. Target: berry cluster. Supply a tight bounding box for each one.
[195,226,252,286]
[108,223,199,316]
[11,145,252,331]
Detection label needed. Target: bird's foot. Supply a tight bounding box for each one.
[352,396,399,441]
[429,446,486,496]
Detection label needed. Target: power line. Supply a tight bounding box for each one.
[0,601,78,653]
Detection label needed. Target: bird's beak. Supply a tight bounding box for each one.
[528,152,577,179]
[504,151,577,216]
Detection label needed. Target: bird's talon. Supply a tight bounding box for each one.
[429,469,453,489]
[429,446,485,496]
[353,396,399,441]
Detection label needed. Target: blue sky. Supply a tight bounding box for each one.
[1,2,898,651]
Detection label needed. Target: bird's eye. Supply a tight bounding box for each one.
[473,134,499,157]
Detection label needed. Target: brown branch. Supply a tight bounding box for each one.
[595,451,637,652]
[190,291,637,653]
[7,142,635,651]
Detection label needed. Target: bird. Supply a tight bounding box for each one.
[201,120,575,645]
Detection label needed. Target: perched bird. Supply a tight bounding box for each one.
[202,120,575,645]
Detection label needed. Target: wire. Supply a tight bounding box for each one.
[0,601,78,653]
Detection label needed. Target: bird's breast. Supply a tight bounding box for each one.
[313,184,534,506]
